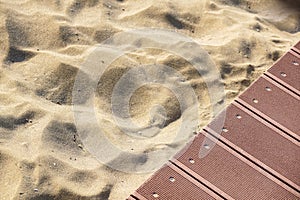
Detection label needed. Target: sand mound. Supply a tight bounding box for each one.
[0,151,22,199]
[36,63,79,105]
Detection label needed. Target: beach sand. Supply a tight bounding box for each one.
[0,0,299,199]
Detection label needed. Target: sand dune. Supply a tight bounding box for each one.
[0,0,299,199]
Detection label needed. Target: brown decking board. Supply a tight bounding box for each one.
[128,42,300,199]
[134,164,220,200]
[265,51,300,95]
[126,196,137,200]
[292,41,300,54]
[237,75,300,139]
[171,132,299,199]
[206,102,300,187]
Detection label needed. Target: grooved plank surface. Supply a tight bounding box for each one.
[267,51,300,93]
[135,164,216,200]
[294,41,300,52]
[207,103,300,186]
[238,76,300,136]
[174,133,299,200]
[126,196,136,200]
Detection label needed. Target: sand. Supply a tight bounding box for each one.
[0,0,299,199]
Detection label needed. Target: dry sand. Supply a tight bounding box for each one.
[0,0,299,199]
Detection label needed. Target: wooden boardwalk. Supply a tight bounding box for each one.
[128,41,300,200]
